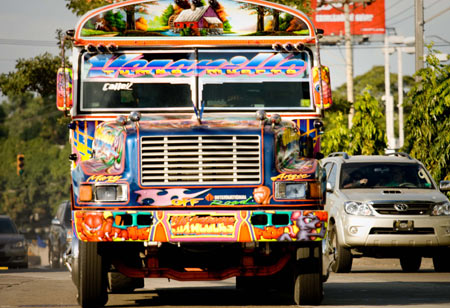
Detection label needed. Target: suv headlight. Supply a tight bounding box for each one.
[344,201,374,216]
[66,229,73,242]
[431,201,450,216]
[12,240,26,249]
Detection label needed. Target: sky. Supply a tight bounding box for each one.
[0,0,449,91]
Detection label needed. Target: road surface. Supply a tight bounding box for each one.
[0,258,449,308]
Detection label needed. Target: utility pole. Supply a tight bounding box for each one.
[344,2,354,128]
[397,47,404,149]
[384,32,394,150]
[317,0,374,128]
[415,0,424,72]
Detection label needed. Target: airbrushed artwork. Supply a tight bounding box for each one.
[84,52,309,79]
[73,209,327,242]
[80,0,310,38]
[61,0,331,305]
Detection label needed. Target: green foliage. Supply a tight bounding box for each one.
[180,27,194,36]
[105,10,126,31]
[403,47,450,182]
[65,0,116,16]
[269,0,312,14]
[321,111,350,155]
[148,16,164,30]
[332,66,415,113]
[161,4,174,26]
[349,88,387,155]
[223,20,231,32]
[321,88,386,156]
[279,14,293,31]
[0,53,61,98]
[0,55,71,232]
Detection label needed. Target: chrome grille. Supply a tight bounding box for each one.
[371,201,434,215]
[140,135,261,185]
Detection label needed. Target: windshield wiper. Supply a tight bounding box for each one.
[193,100,205,125]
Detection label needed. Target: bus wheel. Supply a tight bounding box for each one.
[108,271,144,293]
[78,241,108,308]
[293,245,323,306]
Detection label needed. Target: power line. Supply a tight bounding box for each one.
[388,12,414,26]
[0,38,57,47]
[386,0,407,11]
[380,0,446,29]
[425,0,444,10]
[321,42,448,50]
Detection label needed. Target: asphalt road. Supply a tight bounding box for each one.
[0,258,449,308]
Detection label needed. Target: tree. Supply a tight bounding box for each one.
[325,65,415,148]
[403,48,450,182]
[270,0,312,32]
[0,95,71,229]
[66,0,140,31]
[105,10,126,31]
[239,3,268,32]
[320,111,350,155]
[65,0,116,16]
[0,53,61,98]
[321,88,386,156]
[332,65,415,113]
[161,4,175,26]
[0,52,71,232]
[270,0,311,14]
[348,88,387,155]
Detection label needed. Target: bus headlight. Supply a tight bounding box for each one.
[79,184,127,202]
[275,182,307,199]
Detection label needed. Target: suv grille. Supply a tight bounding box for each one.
[371,201,434,215]
[140,135,261,185]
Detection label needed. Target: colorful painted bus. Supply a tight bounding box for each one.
[57,0,332,307]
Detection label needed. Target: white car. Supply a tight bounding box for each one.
[321,152,450,272]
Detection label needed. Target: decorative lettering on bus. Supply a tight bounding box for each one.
[87,175,122,183]
[170,215,236,236]
[271,173,312,181]
[86,53,307,79]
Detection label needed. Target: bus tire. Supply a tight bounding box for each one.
[78,241,108,308]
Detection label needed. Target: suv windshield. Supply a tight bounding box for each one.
[0,217,18,234]
[340,163,434,189]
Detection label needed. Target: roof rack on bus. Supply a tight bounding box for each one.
[328,152,350,159]
[384,152,413,160]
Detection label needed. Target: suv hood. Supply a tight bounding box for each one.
[340,188,449,203]
[0,233,25,244]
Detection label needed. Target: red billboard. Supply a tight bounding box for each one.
[310,0,385,36]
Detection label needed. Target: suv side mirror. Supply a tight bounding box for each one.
[439,180,450,191]
[326,182,334,192]
[51,218,62,226]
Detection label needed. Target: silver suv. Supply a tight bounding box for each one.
[321,152,450,272]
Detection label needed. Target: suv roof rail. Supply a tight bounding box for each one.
[384,152,413,160]
[328,152,350,159]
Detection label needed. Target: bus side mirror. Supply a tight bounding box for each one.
[312,66,332,110]
[56,67,73,112]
